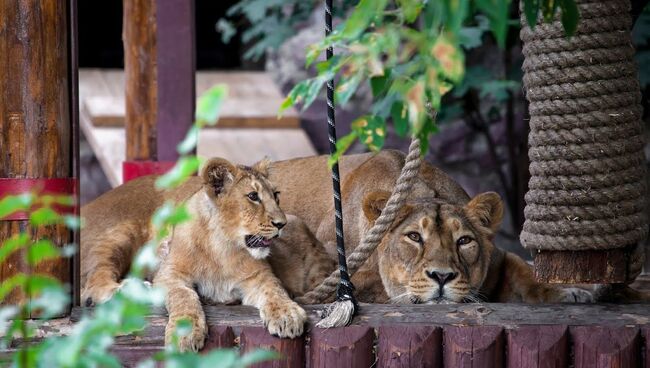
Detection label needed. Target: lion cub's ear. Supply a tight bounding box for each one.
[465,192,504,232]
[252,157,272,177]
[201,158,237,195]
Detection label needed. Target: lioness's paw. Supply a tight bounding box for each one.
[559,287,594,303]
[165,316,207,353]
[260,301,307,338]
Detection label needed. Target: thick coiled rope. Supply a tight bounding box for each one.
[519,0,647,264]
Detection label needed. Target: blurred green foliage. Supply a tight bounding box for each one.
[0,85,278,367]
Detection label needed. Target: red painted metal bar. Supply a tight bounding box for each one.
[0,178,78,220]
[155,0,196,162]
[122,161,175,183]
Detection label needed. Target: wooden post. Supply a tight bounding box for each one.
[376,325,442,367]
[123,0,157,162]
[122,0,195,182]
[240,327,304,368]
[507,326,569,368]
[444,326,504,368]
[0,0,74,314]
[203,325,235,351]
[310,327,374,368]
[572,326,641,368]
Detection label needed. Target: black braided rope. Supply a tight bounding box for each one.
[325,0,356,305]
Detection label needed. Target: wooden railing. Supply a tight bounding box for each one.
[70,303,650,367]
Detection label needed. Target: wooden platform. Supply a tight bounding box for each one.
[79,69,316,187]
[59,303,649,367]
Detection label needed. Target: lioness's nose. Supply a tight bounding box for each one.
[272,221,286,230]
[426,270,458,286]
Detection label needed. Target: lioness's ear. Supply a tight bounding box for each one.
[363,191,391,222]
[201,158,237,195]
[252,157,271,177]
[465,192,504,232]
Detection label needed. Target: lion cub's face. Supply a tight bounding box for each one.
[201,158,287,259]
[364,191,504,304]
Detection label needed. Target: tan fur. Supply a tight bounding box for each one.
[81,158,306,352]
[268,152,591,304]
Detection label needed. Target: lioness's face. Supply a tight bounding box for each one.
[364,192,503,304]
[201,158,287,259]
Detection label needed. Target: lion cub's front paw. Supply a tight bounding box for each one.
[558,287,594,303]
[260,300,307,339]
[165,316,207,353]
[81,281,122,306]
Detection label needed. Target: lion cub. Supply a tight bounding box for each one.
[81,158,307,352]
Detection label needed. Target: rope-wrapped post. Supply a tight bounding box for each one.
[520,0,648,283]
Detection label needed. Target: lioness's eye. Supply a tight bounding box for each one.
[406,232,422,243]
[273,191,280,202]
[456,236,473,247]
[247,192,260,202]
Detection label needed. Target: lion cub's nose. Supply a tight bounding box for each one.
[426,270,458,286]
[272,221,286,230]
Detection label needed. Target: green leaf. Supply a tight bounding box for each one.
[390,102,409,137]
[0,274,26,301]
[29,207,61,226]
[335,72,363,107]
[152,202,191,229]
[352,115,386,152]
[0,234,30,265]
[302,79,326,112]
[198,349,239,368]
[26,240,60,266]
[327,131,358,168]
[155,157,201,189]
[475,0,511,48]
[559,0,579,37]
[397,0,424,23]
[177,125,199,155]
[0,193,34,219]
[341,0,388,39]
[63,215,83,230]
[238,349,282,367]
[523,0,539,28]
[216,19,237,44]
[479,79,520,102]
[369,70,391,97]
[196,85,228,126]
[25,275,61,295]
[279,80,310,116]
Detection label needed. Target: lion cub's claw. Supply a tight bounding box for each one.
[260,301,307,339]
[559,287,594,303]
[165,317,207,353]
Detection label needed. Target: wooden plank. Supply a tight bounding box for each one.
[239,327,304,368]
[535,250,629,283]
[123,0,157,161]
[310,327,374,368]
[203,325,235,351]
[155,0,195,161]
[0,0,72,313]
[572,326,640,368]
[81,70,300,129]
[643,326,650,368]
[444,326,504,368]
[376,325,441,367]
[113,346,162,368]
[507,325,569,368]
[70,304,650,328]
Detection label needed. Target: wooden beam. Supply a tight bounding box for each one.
[155,0,195,161]
[310,327,374,368]
[377,325,441,367]
[534,249,629,284]
[0,0,72,315]
[123,0,157,161]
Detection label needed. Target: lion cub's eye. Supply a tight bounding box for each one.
[273,191,280,203]
[406,232,422,243]
[456,236,473,247]
[247,192,260,202]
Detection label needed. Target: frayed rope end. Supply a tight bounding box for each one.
[316,299,355,328]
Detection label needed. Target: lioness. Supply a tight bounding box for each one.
[81,158,307,352]
[269,151,591,303]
